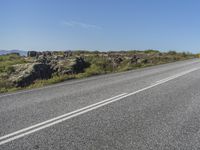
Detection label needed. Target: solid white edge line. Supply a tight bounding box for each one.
[0,93,127,141]
[0,93,131,145]
[155,68,198,84]
[0,67,199,145]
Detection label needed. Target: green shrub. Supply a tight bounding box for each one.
[83,64,103,76]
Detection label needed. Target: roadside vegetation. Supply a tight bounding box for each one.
[0,50,197,93]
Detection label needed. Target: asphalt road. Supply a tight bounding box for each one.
[1,59,200,150]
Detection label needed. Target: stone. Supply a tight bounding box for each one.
[9,63,53,87]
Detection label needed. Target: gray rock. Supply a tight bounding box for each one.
[27,51,38,57]
[9,63,53,87]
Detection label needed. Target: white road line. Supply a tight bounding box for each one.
[0,67,199,146]
[0,94,131,145]
[129,68,199,96]
[155,68,198,84]
[0,93,127,141]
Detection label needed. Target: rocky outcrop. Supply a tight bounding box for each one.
[9,63,53,87]
[8,56,89,87]
[50,57,89,75]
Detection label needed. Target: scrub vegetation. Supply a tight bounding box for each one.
[0,50,197,93]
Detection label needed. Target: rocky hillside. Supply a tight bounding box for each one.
[0,50,197,93]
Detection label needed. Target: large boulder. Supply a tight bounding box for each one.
[9,63,53,87]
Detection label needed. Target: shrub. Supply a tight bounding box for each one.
[83,64,103,76]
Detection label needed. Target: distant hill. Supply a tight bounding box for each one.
[0,50,27,56]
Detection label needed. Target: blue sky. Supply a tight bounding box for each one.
[0,0,200,53]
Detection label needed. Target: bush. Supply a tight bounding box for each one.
[144,49,159,53]
[83,64,103,76]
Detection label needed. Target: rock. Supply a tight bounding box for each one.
[9,63,53,87]
[27,51,38,57]
[114,57,123,64]
[42,51,52,56]
[8,53,89,87]
[130,55,139,64]
[137,58,148,64]
[27,51,53,58]
[64,51,72,57]
[50,57,89,75]
[70,57,89,73]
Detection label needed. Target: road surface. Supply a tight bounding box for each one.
[1,59,200,150]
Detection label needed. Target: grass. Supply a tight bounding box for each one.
[0,54,27,73]
[0,54,28,93]
[0,52,198,94]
